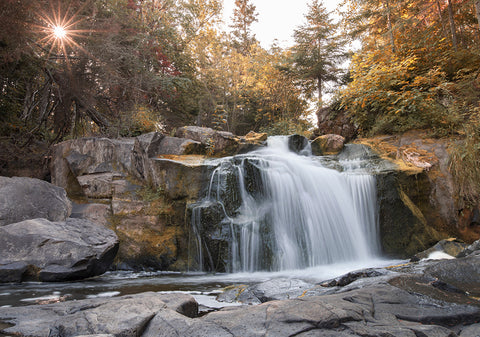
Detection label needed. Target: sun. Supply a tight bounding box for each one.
[35,1,91,64]
[53,25,67,39]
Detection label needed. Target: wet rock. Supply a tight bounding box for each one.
[321,268,391,287]
[188,201,231,272]
[413,238,468,261]
[424,254,480,296]
[457,239,480,257]
[0,262,29,283]
[287,134,309,154]
[311,134,345,156]
[0,176,72,226]
[376,171,444,257]
[0,218,118,282]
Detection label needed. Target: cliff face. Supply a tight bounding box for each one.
[49,128,267,271]
[359,131,480,257]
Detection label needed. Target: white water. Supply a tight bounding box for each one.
[191,136,381,273]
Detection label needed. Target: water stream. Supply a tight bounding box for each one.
[190,136,381,272]
[1,136,398,309]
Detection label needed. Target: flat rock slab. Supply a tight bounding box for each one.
[0,292,196,337]
[0,218,118,282]
[0,176,71,226]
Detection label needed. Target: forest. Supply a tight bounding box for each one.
[1,0,480,197]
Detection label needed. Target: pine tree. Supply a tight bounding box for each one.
[291,0,346,107]
[229,0,258,55]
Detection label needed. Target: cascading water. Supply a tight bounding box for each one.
[190,136,380,273]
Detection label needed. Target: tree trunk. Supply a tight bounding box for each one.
[436,0,449,41]
[447,0,458,51]
[475,0,480,37]
[384,0,396,53]
[317,76,323,108]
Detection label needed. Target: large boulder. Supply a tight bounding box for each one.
[156,136,204,155]
[0,176,72,226]
[311,134,345,155]
[0,218,119,282]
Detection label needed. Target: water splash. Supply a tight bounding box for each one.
[190,136,380,272]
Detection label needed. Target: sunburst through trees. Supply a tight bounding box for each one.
[36,1,90,64]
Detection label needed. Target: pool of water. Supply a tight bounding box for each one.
[0,259,402,308]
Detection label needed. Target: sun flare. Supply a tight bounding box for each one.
[36,1,91,64]
[53,25,67,39]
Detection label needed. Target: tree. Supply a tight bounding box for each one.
[339,0,480,136]
[229,0,258,55]
[1,0,194,140]
[476,0,480,34]
[291,0,346,108]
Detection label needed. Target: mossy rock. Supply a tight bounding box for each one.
[376,172,445,258]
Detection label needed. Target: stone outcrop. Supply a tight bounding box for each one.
[46,128,479,270]
[48,127,269,271]
[0,218,118,282]
[0,176,72,226]
[311,134,345,155]
[358,131,480,256]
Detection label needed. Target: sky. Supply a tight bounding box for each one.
[222,0,342,48]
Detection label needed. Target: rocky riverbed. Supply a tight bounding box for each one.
[1,248,479,336]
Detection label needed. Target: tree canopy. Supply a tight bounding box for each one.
[1,0,480,144]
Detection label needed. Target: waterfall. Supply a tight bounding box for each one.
[190,136,380,273]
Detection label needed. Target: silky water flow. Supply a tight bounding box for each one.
[190,136,381,273]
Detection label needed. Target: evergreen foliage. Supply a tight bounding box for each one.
[291,0,347,108]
